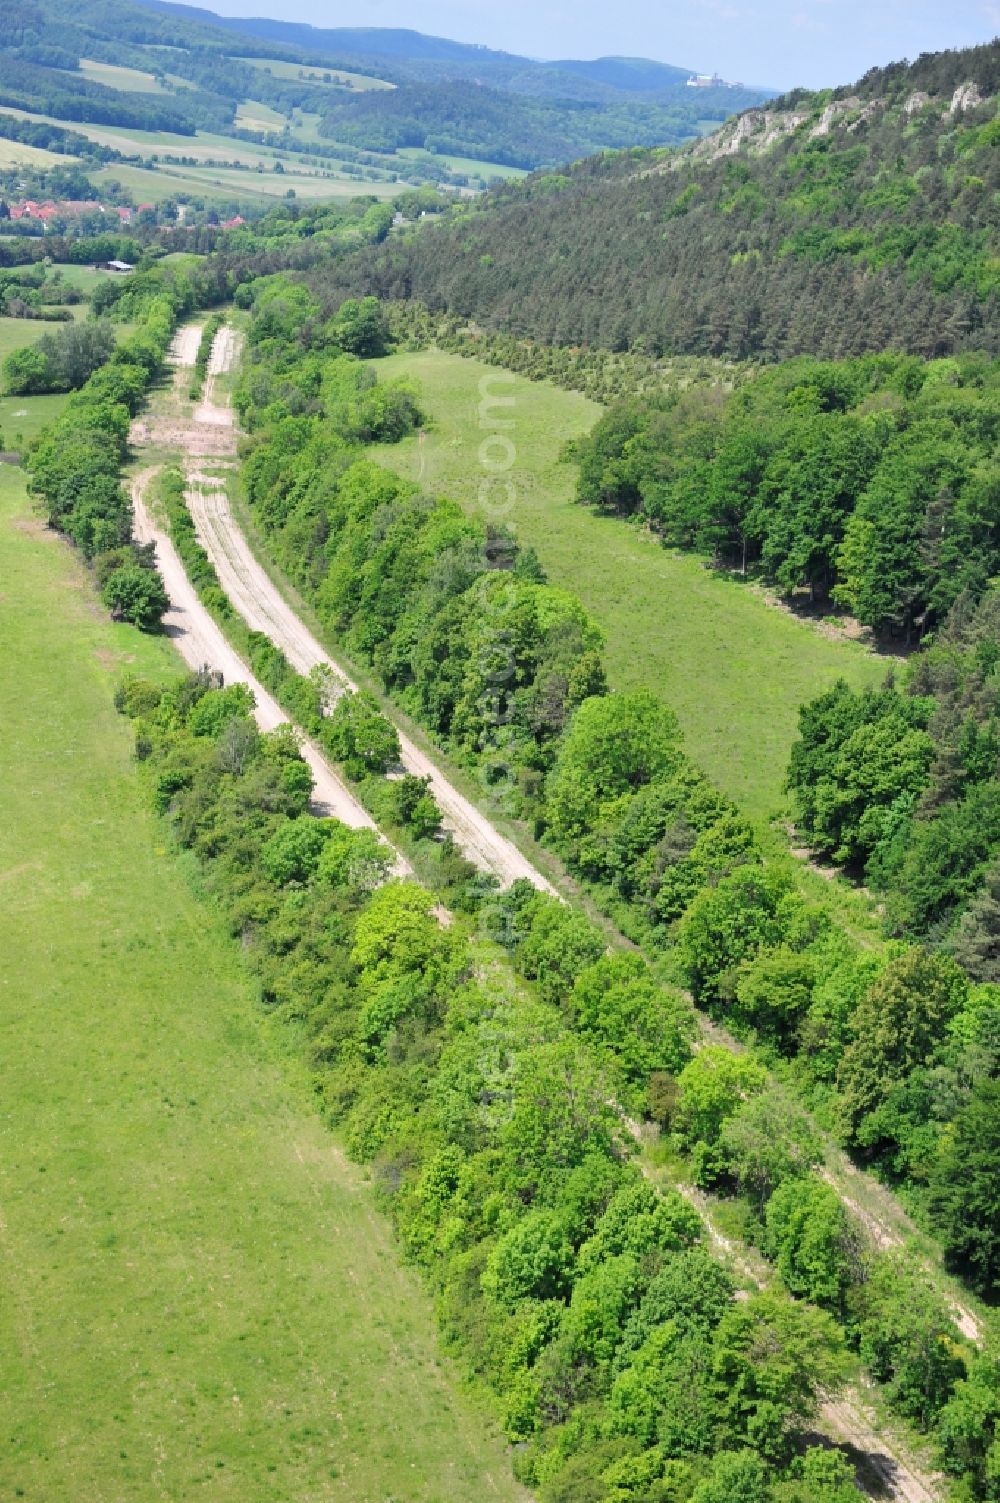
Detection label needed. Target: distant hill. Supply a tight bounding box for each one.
[342,39,1000,358]
[550,57,698,92]
[0,0,772,181]
[139,4,700,90]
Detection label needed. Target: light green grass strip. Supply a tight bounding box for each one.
[0,463,524,1502]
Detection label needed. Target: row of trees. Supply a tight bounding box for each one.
[235,286,1000,1304]
[384,298,736,406]
[569,351,1000,640]
[3,320,114,394]
[22,253,230,628]
[115,664,995,1501]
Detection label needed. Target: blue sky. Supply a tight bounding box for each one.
[207,0,999,89]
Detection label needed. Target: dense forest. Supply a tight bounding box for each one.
[787,589,1000,953]
[333,41,1000,359]
[316,79,769,169]
[569,352,1000,638]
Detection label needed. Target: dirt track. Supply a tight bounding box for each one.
[820,1393,941,1503]
[127,330,410,870]
[181,328,556,894]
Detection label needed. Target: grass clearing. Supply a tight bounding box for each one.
[0,460,526,1500]
[238,56,394,90]
[398,147,528,179]
[0,315,62,362]
[0,134,74,169]
[0,391,70,446]
[367,348,886,820]
[235,99,287,131]
[47,263,116,293]
[76,57,169,94]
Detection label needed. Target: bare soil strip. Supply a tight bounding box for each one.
[130,466,409,862]
[181,327,556,892]
[128,330,410,864]
[819,1393,941,1503]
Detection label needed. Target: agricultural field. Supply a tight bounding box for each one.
[90,158,395,205]
[234,98,287,131]
[0,133,75,170]
[0,459,526,1500]
[75,56,169,93]
[367,349,886,820]
[238,55,394,90]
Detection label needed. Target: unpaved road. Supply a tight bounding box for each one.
[820,1393,942,1503]
[128,330,408,864]
[183,327,556,894]
[130,466,409,867]
[171,324,201,367]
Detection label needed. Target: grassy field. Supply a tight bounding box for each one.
[0,315,59,362]
[77,57,169,93]
[239,56,394,90]
[235,99,287,131]
[368,349,886,820]
[0,135,74,169]
[397,147,528,180]
[0,461,526,1501]
[0,391,69,446]
[47,263,128,294]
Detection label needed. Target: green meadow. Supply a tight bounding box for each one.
[238,56,395,90]
[368,349,886,820]
[0,461,525,1501]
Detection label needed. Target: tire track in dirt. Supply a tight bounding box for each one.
[130,468,410,870]
[184,327,556,893]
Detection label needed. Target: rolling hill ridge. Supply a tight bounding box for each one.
[343,39,1000,359]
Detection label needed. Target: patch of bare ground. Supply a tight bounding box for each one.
[819,1389,943,1503]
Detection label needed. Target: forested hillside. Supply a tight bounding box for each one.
[344,40,1000,359]
[314,79,757,171]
